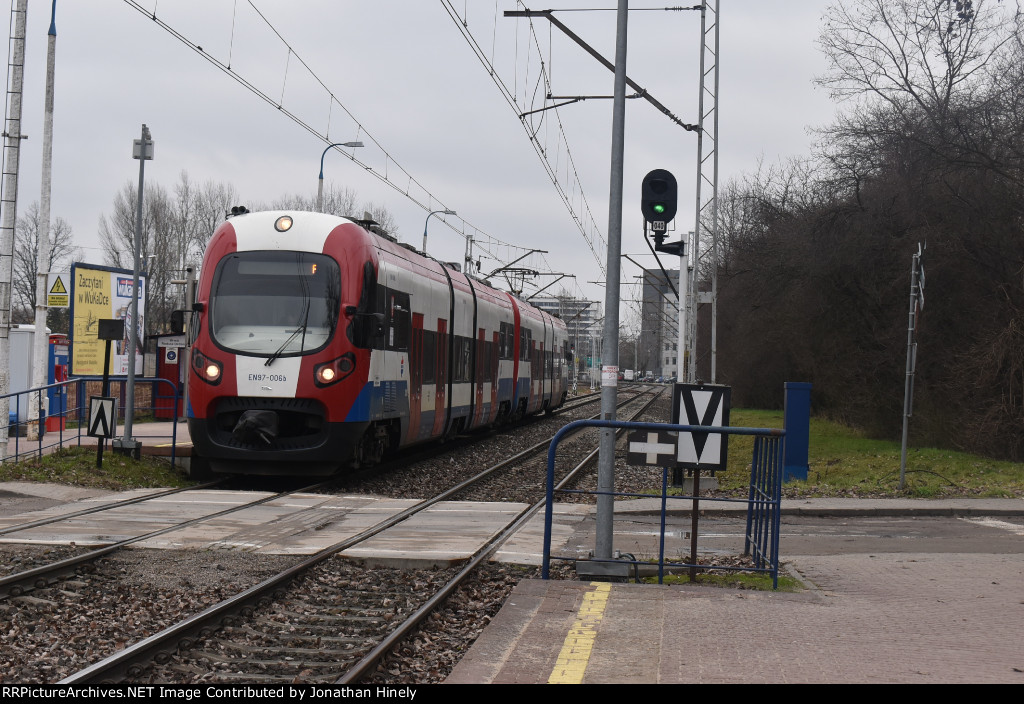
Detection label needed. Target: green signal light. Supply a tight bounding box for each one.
[653,203,666,214]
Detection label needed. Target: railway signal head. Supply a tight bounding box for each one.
[641,169,678,238]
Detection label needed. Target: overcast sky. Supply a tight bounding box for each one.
[9,0,837,320]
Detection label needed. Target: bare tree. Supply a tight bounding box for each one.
[12,201,76,323]
[99,173,239,336]
[710,1,1024,458]
[261,187,400,238]
[187,177,239,262]
[361,201,399,238]
[264,185,358,218]
[816,0,1019,117]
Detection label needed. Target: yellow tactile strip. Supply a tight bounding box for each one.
[547,582,612,684]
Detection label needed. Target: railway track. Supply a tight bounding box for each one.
[0,385,664,683]
[0,479,335,600]
[0,386,624,600]
[87,387,663,683]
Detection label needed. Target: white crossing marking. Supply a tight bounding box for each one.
[629,432,676,463]
[959,517,1024,536]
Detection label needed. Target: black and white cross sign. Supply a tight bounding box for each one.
[627,430,678,466]
[88,397,117,438]
[672,383,731,471]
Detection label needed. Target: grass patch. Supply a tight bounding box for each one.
[710,409,1024,499]
[0,445,191,490]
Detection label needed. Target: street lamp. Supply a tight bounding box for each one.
[317,141,364,212]
[117,123,153,458]
[422,209,456,255]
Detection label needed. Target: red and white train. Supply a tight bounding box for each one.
[185,210,570,475]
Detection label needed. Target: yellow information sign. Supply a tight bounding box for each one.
[70,264,146,376]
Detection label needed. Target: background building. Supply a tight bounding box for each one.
[530,294,602,377]
[640,269,679,378]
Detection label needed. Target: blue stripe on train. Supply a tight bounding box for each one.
[344,380,410,422]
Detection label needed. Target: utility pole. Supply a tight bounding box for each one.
[595,0,629,562]
[689,0,721,382]
[899,244,925,489]
[0,0,28,462]
[116,124,153,458]
[29,0,58,441]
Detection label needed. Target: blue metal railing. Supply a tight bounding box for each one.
[542,419,785,589]
[1,376,182,467]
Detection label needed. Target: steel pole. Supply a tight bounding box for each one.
[0,0,29,461]
[595,0,629,561]
[121,124,149,455]
[899,250,920,489]
[29,1,58,442]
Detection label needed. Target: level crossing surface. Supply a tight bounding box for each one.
[1,482,1021,684]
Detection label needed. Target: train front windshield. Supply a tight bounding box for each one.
[209,251,341,356]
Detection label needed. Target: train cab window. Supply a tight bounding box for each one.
[209,251,340,357]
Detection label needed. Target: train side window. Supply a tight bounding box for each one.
[348,262,380,349]
[423,330,436,385]
[499,322,511,360]
[454,336,471,382]
[485,340,495,381]
[520,328,532,361]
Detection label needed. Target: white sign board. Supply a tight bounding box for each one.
[88,397,117,439]
[671,384,731,471]
[158,334,186,348]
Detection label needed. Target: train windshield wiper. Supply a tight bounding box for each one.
[264,322,307,367]
[265,258,312,367]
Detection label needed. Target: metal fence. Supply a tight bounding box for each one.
[1,376,182,467]
[542,419,785,588]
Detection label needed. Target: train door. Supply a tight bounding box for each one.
[490,329,499,423]
[408,313,424,443]
[510,302,521,417]
[432,318,448,437]
[521,325,533,414]
[540,316,549,408]
[473,327,485,428]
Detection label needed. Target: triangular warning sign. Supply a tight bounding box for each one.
[49,277,67,294]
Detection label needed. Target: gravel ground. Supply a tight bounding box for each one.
[0,547,299,683]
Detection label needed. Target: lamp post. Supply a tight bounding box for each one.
[317,141,363,212]
[422,209,455,255]
[116,123,153,458]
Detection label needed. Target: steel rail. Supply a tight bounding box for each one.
[59,387,659,684]
[336,386,666,682]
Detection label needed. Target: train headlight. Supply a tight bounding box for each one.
[191,350,223,386]
[314,353,355,387]
[275,215,293,232]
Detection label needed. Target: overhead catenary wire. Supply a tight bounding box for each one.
[119,0,544,278]
[440,0,608,277]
